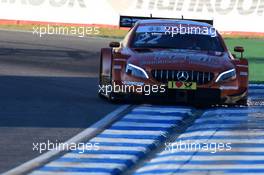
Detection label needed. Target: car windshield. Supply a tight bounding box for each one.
[131,24,225,52]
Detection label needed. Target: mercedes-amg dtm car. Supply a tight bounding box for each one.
[99,19,248,105]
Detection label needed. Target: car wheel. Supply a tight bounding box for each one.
[98,91,107,99]
[108,92,124,103]
[98,53,103,96]
[236,98,248,106]
[98,52,111,100]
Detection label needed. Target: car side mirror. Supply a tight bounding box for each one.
[234,46,244,59]
[109,42,120,48]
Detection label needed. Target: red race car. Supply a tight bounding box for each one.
[99,18,248,105]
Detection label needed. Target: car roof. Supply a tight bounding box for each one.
[137,19,212,27]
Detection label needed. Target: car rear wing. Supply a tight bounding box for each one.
[119,15,213,28]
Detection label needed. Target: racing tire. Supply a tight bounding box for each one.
[108,92,124,103]
[236,98,248,106]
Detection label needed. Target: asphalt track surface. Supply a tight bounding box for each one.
[0,30,120,173]
[1,29,264,175]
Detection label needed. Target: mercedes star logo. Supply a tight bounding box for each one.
[177,71,189,82]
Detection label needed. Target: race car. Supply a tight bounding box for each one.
[98,18,248,105]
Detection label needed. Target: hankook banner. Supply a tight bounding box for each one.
[0,0,263,33]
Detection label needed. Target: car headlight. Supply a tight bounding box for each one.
[125,63,149,79]
[215,68,236,83]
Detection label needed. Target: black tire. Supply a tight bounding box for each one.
[98,91,107,99]
[108,92,124,103]
[236,98,248,106]
[99,49,124,103]
[98,53,104,98]
[98,53,110,100]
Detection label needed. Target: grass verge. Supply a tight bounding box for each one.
[225,38,264,82]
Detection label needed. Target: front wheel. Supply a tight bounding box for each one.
[108,91,124,103]
[236,98,248,106]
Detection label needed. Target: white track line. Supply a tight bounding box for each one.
[4,105,131,175]
[90,137,154,144]
[113,121,173,128]
[134,107,191,112]
[63,153,138,161]
[151,155,264,163]
[31,171,109,175]
[103,129,163,136]
[45,162,126,169]
[124,114,183,120]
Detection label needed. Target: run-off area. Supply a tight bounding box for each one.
[29,84,264,175]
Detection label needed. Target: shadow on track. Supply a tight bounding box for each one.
[0,76,118,128]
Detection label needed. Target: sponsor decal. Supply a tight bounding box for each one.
[140,52,221,66]
[177,71,189,81]
[168,81,197,90]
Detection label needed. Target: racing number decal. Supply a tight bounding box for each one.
[148,34,162,44]
[135,33,151,45]
[135,33,162,45]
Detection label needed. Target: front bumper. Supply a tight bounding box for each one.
[123,88,222,104]
[113,80,247,104]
